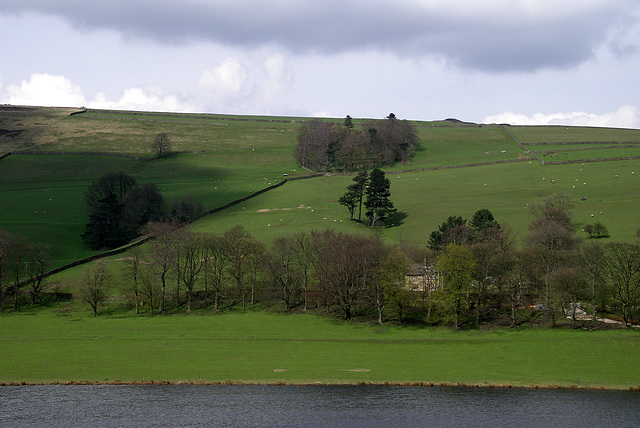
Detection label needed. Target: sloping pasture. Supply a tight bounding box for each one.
[2,107,640,270]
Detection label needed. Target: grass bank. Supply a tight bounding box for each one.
[1,311,638,389]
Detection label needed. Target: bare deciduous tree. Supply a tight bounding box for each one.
[178,232,204,313]
[139,265,161,315]
[603,243,640,326]
[121,247,143,315]
[147,222,181,313]
[78,261,112,317]
[202,233,228,311]
[223,226,254,311]
[26,242,50,306]
[265,236,304,311]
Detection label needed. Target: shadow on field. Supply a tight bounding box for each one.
[386,211,407,227]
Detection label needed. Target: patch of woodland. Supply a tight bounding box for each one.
[294,114,420,172]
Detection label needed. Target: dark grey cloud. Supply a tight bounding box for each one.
[1,0,637,72]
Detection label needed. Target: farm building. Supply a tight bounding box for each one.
[405,263,442,292]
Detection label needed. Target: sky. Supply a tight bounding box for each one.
[1,1,640,128]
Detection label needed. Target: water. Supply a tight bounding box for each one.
[1,385,639,427]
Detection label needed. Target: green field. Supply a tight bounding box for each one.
[1,107,640,387]
[1,311,638,388]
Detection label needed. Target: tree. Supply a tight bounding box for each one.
[245,239,265,306]
[339,170,368,221]
[265,236,304,311]
[344,115,354,129]
[138,265,161,314]
[223,226,255,310]
[583,224,595,238]
[202,233,228,311]
[364,168,396,227]
[312,230,382,320]
[26,242,50,306]
[78,261,112,316]
[293,120,335,171]
[121,247,143,315]
[336,132,371,171]
[84,171,137,214]
[146,221,181,313]
[168,196,204,224]
[369,246,409,324]
[602,243,640,326]
[469,209,498,240]
[584,222,608,239]
[436,244,476,328]
[525,194,579,306]
[593,222,609,238]
[292,232,314,311]
[82,192,124,250]
[428,216,469,251]
[338,192,358,221]
[7,233,29,311]
[470,225,515,326]
[177,232,204,313]
[579,242,607,321]
[0,231,13,311]
[529,193,575,232]
[153,132,171,158]
[120,183,165,238]
[507,251,529,328]
[82,171,166,250]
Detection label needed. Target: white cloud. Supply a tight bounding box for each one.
[311,111,333,118]
[88,86,196,113]
[249,54,294,112]
[0,72,198,113]
[1,73,86,107]
[484,105,640,129]
[195,57,248,102]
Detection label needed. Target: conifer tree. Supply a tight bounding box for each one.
[339,170,369,221]
[364,168,395,227]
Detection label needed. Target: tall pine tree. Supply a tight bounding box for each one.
[364,169,395,227]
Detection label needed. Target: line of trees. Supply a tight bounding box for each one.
[72,196,640,328]
[294,114,419,172]
[4,193,639,328]
[78,224,410,322]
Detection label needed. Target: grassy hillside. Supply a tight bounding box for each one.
[2,107,640,268]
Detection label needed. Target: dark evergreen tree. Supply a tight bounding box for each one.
[364,169,395,227]
[82,193,124,250]
[428,216,468,251]
[470,209,497,231]
[344,115,354,129]
[338,192,357,220]
[82,172,165,250]
[339,170,369,221]
[470,208,499,241]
